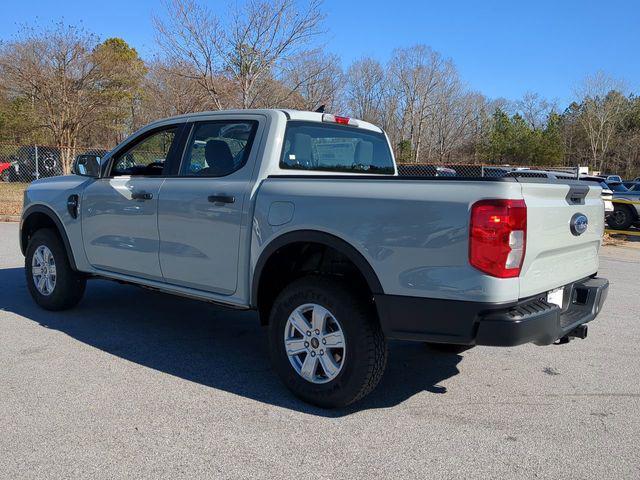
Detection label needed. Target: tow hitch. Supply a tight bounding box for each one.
[555,324,588,345]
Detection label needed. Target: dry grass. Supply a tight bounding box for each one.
[603,231,640,247]
[0,182,28,216]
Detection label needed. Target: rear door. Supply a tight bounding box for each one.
[519,181,604,298]
[81,125,182,280]
[157,116,262,294]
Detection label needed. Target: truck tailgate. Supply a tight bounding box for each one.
[519,182,604,298]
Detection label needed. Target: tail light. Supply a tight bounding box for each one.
[322,113,359,127]
[469,199,527,278]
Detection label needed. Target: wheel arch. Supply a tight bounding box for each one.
[20,204,78,270]
[251,230,383,323]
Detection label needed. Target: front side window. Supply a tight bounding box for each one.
[280,121,394,174]
[180,121,258,177]
[111,127,177,176]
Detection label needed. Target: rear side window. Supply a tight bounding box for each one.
[280,121,394,174]
[180,121,258,177]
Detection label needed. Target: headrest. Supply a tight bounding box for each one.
[205,139,234,175]
[354,141,373,165]
[292,133,312,166]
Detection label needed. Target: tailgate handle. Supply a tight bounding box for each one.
[565,185,589,205]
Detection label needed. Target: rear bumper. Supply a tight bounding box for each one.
[374,277,609,347]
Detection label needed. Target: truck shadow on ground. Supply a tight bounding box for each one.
[1,266,463,417]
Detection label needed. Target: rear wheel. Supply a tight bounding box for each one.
[608,204,634,230]
[268,276,387,408]
[25,229,86,310]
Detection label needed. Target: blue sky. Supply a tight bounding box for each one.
[1,0,638,105]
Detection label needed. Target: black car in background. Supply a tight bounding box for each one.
[3,146,63,182]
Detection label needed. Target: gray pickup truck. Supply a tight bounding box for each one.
[20,109,609,407]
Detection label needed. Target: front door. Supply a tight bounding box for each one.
[157,118,261,294]
[82,126,181,280]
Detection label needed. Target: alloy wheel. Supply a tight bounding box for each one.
[284,303,346,384]
[32,245,57,296]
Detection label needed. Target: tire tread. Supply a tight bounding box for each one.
[268,275,387,408]
[25,228,86,311]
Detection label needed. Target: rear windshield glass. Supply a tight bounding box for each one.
[280,121,394,174]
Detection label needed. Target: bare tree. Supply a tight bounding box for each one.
[456,92,491,163]
[153,0,225,109]
[516,91,555,129]
[142,60,215,119]
[0,24,116,172]
[389,45,445,162]
[428,65,477,161]
[154,0,324,110]
[226,0,325,108]
[345,57,386,122]
[273,50,343,111]
[574,71,627,171]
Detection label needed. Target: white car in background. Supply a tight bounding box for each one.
[580,176,614,217]
[605,175,623,184]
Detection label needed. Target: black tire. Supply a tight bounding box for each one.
[608,204,634,230]
[25,229,86,311]
[268,276,387,408]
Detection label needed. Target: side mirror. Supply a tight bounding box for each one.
[73,154,101,178]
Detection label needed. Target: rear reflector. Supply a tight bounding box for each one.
[322,113,359,127]
[469,199,527,278]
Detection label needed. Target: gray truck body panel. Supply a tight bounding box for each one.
[252,177,523,303]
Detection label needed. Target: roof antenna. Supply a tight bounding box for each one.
[315,104,326,113]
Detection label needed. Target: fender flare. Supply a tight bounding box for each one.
[21,204,78,271]
[251,229,383,307]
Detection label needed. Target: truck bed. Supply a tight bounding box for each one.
[254,175,603,304]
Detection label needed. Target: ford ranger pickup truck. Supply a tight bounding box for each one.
[20,109,609,408]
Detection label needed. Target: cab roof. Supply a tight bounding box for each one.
[148,109,383,134]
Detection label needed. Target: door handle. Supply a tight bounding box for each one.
[208,194,235,204]
[131,191,153,200]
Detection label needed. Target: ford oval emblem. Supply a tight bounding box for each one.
[570,213,589,236]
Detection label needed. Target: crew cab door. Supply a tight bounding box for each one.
[81,125,182,280]
[157,117,262,294]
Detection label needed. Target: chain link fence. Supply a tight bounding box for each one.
[1,142,588,217]
[0,144,109,216]
[0,144,110,183]
[396,163,581,179]
[0,143,585,183]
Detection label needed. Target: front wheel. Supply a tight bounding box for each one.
[268,276,387,408]
[25,229,86,310]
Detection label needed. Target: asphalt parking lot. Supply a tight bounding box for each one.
[1,222,639,479]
